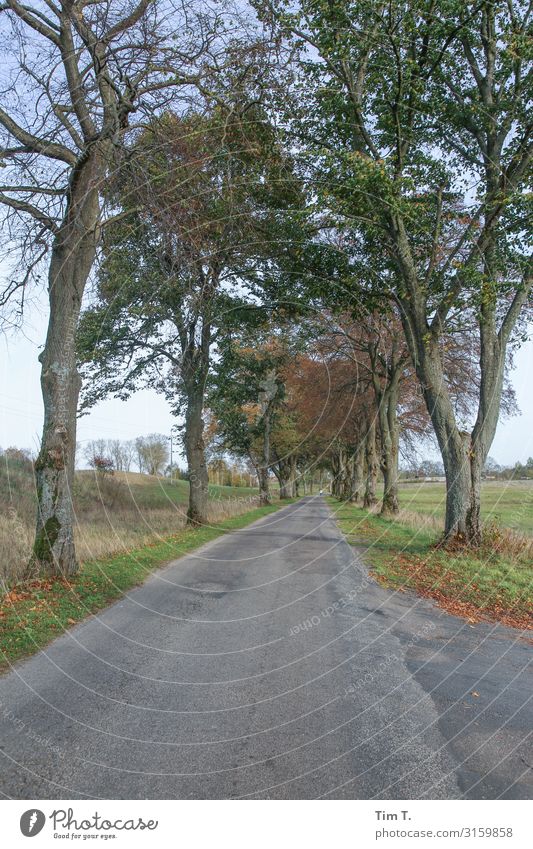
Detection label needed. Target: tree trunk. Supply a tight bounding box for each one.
[342,455,354,500]
[379,376,400,516]
[279,479,292,498]
[258,416,272,505]
[274,455,295,499]
[350,441,365,503]
[363,421,378,508]
[465,284,507,543]
[258,465,271,505]
[184,396,209,525]
[31,158,101,577]
[394,216,526,543]
[398,300,474,539]
[289,455,298,497]
[330,453,339,497]
[333,446,349,500]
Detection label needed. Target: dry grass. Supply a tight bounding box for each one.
[72,497,259,565]
[362,504,533,561]
[0,509,34,589]
[0,460,259,589]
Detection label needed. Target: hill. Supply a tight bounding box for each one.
[0,455,258,587]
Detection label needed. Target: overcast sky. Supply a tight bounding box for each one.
[1,295,532,468]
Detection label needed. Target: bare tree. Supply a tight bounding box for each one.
[135,434,168,476]
[0,0,236,575]
[121,439,135,473]
[83,438,109,468]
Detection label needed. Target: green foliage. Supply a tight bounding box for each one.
[208,330,300,460]
[258,0,532,324]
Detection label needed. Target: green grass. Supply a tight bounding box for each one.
[75,470,258,509]
[329,498,533,629]
[0,501,287,673]
[395,480,533,534]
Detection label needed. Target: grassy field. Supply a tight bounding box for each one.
[330,497,533,630]
[0,460,259,587]
[0,502,286,672]
[395,480,533,534]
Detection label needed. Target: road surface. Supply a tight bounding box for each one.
[0,498,531,799]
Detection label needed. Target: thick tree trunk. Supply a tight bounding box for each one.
[258,466,271,505]
[379,378,400,516]
[31,159,101,577]
[342,455,354,500]
[184,396,209,525]
[363,421,378,508]
[465,289,507,543]
[335,446,349,500]
[412,330,479,538]
[349,442,365,503]
[330,453,339,497]
[180,305,213,526]
[289,455,298,497]
[394,217,523,543]
[398,302,474,539]
[274,455,296,499]
[279,479,292,498]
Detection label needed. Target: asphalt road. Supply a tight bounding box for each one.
[0,497,531,799]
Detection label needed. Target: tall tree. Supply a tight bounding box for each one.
[0,0,230,574]
[78,105,302,523]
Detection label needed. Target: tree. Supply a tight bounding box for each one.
[283,349,377,502]
[0,0,228,575]
[208,335,298,504]
[84,439,109,469]
[135,435,168,476]
[78,104,303,523]
[323,307,486,514]
[265,0,532,542]
[322,311,409,514]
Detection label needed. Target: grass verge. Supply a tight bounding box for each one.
[0,501,287,673]
[329,499,533,631]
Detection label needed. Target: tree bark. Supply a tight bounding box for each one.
[349,441,365,503]
[180,310,211,526]
[465,260,508,543]
[258,464,271,505]
[273,454,296,499]
[184,395,209,525]
[289,455,298,497]
[31,157,101,576]
[379,374,400,516]
[363,420,378,508]
[410,332,472,538]
[342,454,354,500]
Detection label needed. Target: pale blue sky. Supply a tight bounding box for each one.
[1,296,532,467]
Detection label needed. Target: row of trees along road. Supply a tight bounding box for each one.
[259,0,532,542]
[0,0,531,579]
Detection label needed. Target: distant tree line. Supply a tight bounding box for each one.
[81,435,168,477]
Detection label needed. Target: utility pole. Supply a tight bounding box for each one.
[168,425,180,483]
